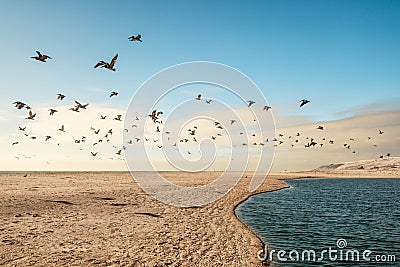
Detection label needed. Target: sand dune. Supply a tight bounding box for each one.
[316,157,400,171]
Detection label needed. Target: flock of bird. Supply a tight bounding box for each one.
[11,32,392,165]
[12,34,143,161]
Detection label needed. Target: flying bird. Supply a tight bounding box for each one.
[75,101,89,109]
[57,94,65,100]
[18,127,26,131]
[196,94,201,100]
[300,99,310,107]
[378,130,384,134]
[247,100,256,107]
[25,110,36,120]
[49,109,58,115]
[110,91,118,97]
[128,34,142,42]
[205,99,213,104]
[31,51,51,62]
[13,101,29,110]
[94,53,118,71]
[100,115,106,119]
[230,120,236,125]
[45,136,52,141]
[91,152,98,157]
[58,125,65,132]
[317,126,324,130]
[263,105,272,111]
[114,115,122,121]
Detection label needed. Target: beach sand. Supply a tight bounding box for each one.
[0,170,398,266]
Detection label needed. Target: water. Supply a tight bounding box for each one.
[235,178,400,266]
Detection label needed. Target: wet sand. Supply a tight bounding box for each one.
[0,171,398,266]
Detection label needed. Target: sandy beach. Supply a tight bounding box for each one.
[1,170,399,266]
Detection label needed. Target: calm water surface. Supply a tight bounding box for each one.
[235,178,399,266]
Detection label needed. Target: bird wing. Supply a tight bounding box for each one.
[94,61,106,68]
[110,54,118,67]
[36,51,42,57]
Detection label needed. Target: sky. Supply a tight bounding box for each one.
[0,0,399,171]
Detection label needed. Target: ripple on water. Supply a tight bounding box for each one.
[236,178,400,266]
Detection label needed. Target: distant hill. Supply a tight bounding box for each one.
[316,157,400,171]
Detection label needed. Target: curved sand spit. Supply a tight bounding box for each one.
[1,171,398,266]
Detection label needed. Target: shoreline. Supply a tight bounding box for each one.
[232,171,400,266]
[0,171,399,266]
[232,181,291,266]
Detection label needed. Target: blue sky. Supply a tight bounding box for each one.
[0,0,399,171]
[1,0,399,111]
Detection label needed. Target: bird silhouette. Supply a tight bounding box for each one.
[58,125,65,132]
[45,136,52,141]
[128,34,142,42]
[57,94,65,100]
[31,51,51,62]
[300,99,310,107]
[263,105,272,111]
[25,110,36,120]
[91,152,98,157]
[378,130,384,134]
[205,99,213,104]
[13,101,30,110]
[75,101,89,109]
[247,100,256,107]
[230,120,236,125]
[110,91,118,97]
[49,109,58,115]
[196,94,201,100]
[317,126,324,130]
[100,115,106,119]
[18,127,26,131]
[114,115,122,121]
[94,53,118,71]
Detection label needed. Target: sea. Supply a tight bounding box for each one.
[235,178,399,266]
